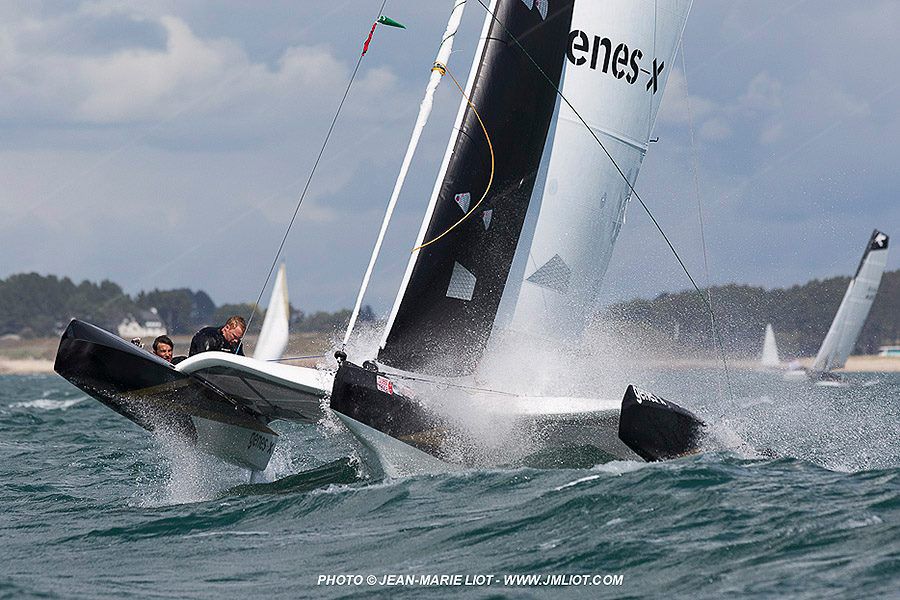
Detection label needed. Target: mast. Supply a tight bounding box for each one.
[343,0,468,348]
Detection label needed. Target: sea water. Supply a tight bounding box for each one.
[1,371,898,598]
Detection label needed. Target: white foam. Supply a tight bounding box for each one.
[12,397,86,410]
[553,460,647,491]
[183,530,270,539]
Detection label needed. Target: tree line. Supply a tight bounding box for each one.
[0,272,374,337]
[602,269,899,358]
[3,269,897,356]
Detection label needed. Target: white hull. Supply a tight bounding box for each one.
[176,352,333,421]
[176,353,642,472]
[782,369,807,382]
[814,379,850,388]
[190,415,278,471]
[335,413,460,478]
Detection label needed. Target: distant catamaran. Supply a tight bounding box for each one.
[809,230,889,383]
[785,229,889,384]
[759,323,780,368]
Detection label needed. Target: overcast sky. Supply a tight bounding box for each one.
[1,1,897,318]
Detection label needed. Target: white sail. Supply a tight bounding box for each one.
[492,0,692,346]
[760,323,780,368]
[253,263,290,361]
[810,230,889,373]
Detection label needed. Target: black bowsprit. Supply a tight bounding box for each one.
[617,385,706,462]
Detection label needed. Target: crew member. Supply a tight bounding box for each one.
[152,335,174,362]
[189,316,246,357]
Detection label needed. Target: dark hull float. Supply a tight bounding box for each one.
[329,360,706,474]
[54,319,328,472]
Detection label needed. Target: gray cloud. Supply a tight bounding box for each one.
[0,0,896,322]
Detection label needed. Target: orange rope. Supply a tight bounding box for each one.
[412,63,494,252]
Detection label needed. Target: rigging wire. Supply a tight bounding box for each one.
[679,39,734,406]
[267,354,328,362]
[238,0,389,354]
[472,0,735,401]
[412,63,495,251]
[386,370,521,397]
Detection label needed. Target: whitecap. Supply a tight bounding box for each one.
[183,530,270,539]
[839,515,883,530]
[553,460,647,491]
[553,474,601,491]
[11,397,86,411]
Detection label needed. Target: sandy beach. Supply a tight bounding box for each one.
[0,358,55,375]
[0,333,331,375]
[1,335,897,375]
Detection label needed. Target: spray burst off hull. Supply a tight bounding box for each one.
[329,361,706,474]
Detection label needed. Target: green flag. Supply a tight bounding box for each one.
[377,15,406,29]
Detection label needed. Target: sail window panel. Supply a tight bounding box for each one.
[455,192,471,213]
[446,262,477,301]
[482,209,493,230]
[525,254,571,293]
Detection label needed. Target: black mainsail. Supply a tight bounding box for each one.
[378,0,575,376]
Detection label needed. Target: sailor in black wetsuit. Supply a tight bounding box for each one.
[189,315,246,357]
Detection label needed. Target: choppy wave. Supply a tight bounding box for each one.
[1,373,899,599]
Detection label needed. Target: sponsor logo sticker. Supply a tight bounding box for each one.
[376,375,394,395]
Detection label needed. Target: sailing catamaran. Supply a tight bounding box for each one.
[54,0,706,476]
[783,229,889,384]
[810,230,889,385]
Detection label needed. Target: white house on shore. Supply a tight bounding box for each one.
[117,308,167,339]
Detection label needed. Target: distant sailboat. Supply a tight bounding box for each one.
[809,230,889,384]
[253,263,290,361]
[759,323,780,368]
[784,230,889,384]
